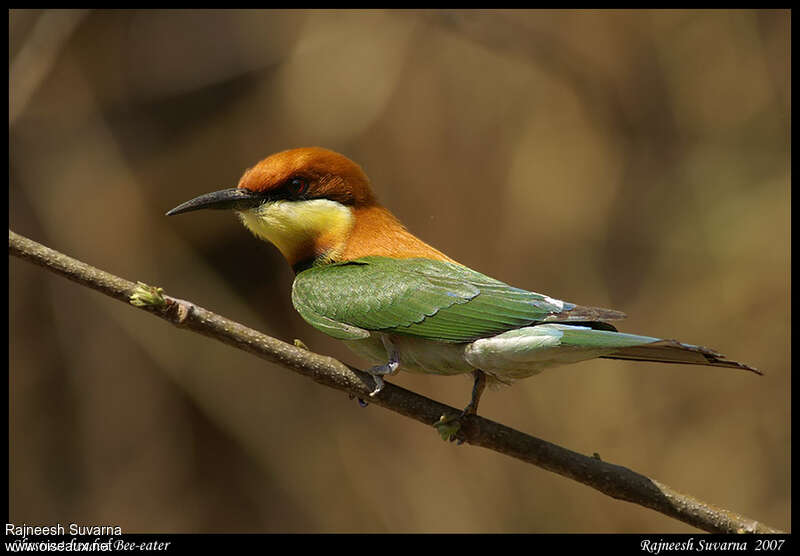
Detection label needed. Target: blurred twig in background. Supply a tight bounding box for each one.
[9,10,89,125]
[9,229,783,534]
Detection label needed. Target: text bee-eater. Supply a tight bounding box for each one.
[167,147,760,434]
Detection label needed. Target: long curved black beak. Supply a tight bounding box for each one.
[166,188,264,216]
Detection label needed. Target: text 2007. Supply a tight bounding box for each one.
[755,539,785,551]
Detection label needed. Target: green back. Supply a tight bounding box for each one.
[291,256,579,342]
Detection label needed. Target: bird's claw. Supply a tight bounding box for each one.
[368,374,384,397]
[365,357,399,397]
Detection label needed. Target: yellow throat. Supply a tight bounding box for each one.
[237,199,354,266]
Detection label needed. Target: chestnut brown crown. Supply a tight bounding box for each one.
[237,147,377,206]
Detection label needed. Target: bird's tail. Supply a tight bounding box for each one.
[551,325,761,374]
[600,339,761,374]
[465,324,762,380]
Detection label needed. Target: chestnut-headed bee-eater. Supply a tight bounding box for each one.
[167,147,760,427]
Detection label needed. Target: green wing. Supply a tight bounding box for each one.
[291,256,623,342]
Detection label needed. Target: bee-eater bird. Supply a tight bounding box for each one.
[167,147,760,429]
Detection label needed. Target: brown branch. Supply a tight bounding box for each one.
[9,229,783,534]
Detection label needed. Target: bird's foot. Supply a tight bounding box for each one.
[365,358,399,397]
[433,370,487,444]
[364,339,401,397]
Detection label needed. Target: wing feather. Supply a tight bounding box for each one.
[291,257,623,342]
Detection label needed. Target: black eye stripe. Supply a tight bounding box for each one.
[253,176,352,205]
[253,177,311,202]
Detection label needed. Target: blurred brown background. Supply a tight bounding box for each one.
[9,10,789,533]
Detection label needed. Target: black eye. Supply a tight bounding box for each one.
[288,177,309,198]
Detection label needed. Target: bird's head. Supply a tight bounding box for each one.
[167,147,377,269]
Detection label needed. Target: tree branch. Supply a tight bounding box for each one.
[9,229,783,534]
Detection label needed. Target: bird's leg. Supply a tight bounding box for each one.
[463,369,487,416]
[365,337,400,397]
[435,369,487,443]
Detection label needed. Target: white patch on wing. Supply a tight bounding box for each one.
[544,295,565,311]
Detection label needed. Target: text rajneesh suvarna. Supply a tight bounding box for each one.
[5,524,170,552]
[641,538,787,554]
[4,538,171,552]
